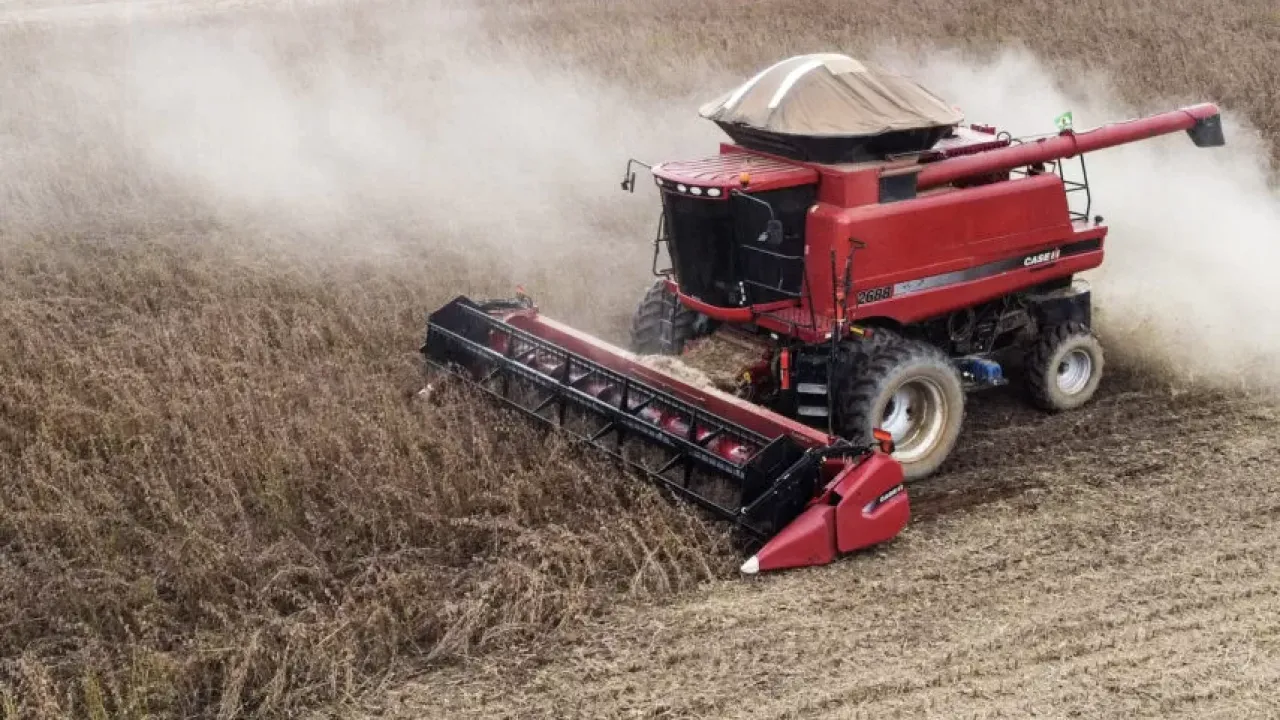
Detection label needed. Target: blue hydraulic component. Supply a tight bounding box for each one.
[955,356,1006,388]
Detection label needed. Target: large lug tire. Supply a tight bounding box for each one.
[1025,321,1105,412]
[627,280,709,355]
[835,338,966,482]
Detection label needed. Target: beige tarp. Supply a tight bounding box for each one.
[699,53,963,137]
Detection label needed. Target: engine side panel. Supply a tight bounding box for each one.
[803,173,1104,325]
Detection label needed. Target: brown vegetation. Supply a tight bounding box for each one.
[0,0,1277,718]
[0,232,728,718]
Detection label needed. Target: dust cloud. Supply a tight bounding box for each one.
[0,1,723,332]
[879,46,1280,394]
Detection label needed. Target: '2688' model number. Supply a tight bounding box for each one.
[856,285,893,304]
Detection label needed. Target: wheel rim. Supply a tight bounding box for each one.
[1056,349,1093,395]
[879,378,948,464]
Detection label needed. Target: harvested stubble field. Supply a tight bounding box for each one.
[1,0,1278,718]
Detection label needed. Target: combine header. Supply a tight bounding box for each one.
[424,296,908,573]
[422,53,1225,573]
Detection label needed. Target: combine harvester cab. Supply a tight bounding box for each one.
[422,295,909,573]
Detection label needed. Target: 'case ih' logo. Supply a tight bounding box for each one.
[1023,249,1061,267]
[877,484,904,505]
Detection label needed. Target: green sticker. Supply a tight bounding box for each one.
[1054,111,1074,131]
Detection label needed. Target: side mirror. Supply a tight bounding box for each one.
[620,158,653,194]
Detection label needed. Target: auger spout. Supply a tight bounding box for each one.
[916,103,1223,190]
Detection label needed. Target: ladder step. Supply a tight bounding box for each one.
[796,382,828,395]
[797,405,829,417]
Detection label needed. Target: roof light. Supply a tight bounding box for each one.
[707,187,722,198]
[677,184,688,193]
[654,177,664,186]
[690,186,703,196]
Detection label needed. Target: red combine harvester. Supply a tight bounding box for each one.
[422,54,1225,574]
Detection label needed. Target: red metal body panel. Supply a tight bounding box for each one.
[830,453,908,552]
[814,162,890,207]
[751,452,908,573]
[665,104,1218,332]
[653,147,819,194]
[817,174,1073,285]
[671,172,1100,334]
[750,505,837,571]
[812,175,1106,325]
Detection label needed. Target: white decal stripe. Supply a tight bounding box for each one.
[886,239,1101,299]
[766,59,824,109]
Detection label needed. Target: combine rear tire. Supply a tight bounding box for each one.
[835,337,965,482]
[628,280,708,355]
[1025,322,1104,411]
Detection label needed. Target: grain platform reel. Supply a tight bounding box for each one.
[421,295,909,573]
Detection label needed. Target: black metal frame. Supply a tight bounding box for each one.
[1061,154,1093,223]
[650,211,673,277]
[733,187,808,307]
[1028,153,1093,223]
[642,178,827,331]
[422,297,862,539]
[1006,140,1093,223]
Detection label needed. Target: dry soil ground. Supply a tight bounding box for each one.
[361,370,1280,719]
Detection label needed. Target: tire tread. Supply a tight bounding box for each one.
[1025,321,1101,412]
[628,280,701,355]
[834,335,964,481]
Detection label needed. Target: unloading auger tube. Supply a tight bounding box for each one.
[917,102,1224,189]
[421,295,910,573]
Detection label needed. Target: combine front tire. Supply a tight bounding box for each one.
[1025,322,1104,411]
[836,337,966,482]
[628,280,708,355]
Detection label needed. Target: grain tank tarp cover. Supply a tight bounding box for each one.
[699,53,963,139]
